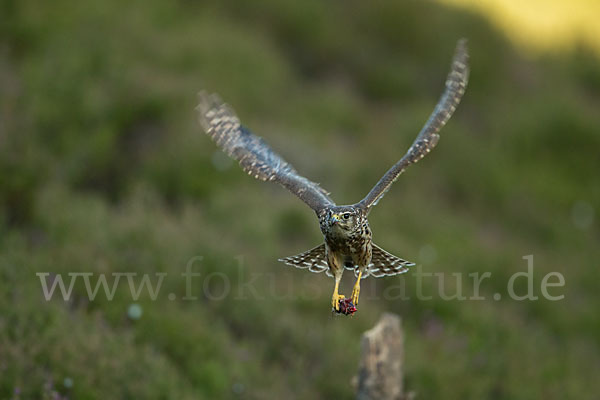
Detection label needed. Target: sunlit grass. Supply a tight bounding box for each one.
[438,0,600,55]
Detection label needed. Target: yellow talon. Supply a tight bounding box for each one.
[332,293,346,311]
[351,286,360,305]
[331,278,345,311]
[351,271,363,305]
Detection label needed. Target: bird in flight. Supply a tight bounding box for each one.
[197,40,469,313]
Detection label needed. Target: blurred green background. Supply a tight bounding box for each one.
[1,0,599,399]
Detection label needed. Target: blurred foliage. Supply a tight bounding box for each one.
[1,0,599,399]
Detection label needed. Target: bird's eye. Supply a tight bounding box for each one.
[343,213,350,220]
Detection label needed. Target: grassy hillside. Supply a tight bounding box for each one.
[1,0,599,398]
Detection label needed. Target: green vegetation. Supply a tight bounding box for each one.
[1,0,599,398]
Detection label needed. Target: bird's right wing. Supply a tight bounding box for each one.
[197,92,335,212]
[358,39,469,211]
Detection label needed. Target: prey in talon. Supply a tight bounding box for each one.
[334,298,358,316]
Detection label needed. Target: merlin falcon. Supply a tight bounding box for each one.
[197,40,469,313]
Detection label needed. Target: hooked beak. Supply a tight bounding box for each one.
[330,214,341,224]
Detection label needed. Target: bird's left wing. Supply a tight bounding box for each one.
[358,39,469,211]
[197,92,335,212]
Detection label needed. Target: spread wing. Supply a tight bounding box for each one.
[358,39,469,211]
[197,92,335,212]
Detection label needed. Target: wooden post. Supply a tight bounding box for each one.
[356,313,408,400]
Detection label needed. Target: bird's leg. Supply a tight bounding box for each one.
[351,271,363,305]
[331,275,345,311]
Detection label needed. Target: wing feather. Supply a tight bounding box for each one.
[197,92,335,212]
[358,39,469,210]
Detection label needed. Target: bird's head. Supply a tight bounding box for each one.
[326,206,360,233]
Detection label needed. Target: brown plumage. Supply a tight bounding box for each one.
[197,40,469,312]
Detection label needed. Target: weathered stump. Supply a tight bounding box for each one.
[356,313,408,400]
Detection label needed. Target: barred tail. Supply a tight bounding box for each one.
[278,244,330,274]
[365,244,415,278]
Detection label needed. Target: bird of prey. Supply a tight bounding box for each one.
[197,40,469,312]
